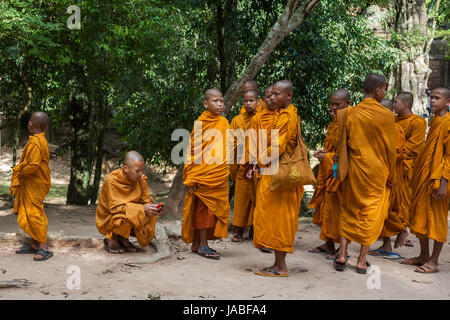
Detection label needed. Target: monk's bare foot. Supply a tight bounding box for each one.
[400,256,428,266]
[118,237,137,252]
[105,239,123,254]
[308,243,329,253]
[368,247,389,256]
[415,261,439,273]
[394,230,409,249]
[231,234,244,242]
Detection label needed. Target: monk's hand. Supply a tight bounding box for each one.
[144,204,160,217]
[316,151,326,162]
[432,178,447,200]
[245,168,253,180]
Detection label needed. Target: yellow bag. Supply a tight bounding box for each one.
[269,116,316,191]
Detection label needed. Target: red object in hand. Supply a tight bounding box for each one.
[155,203,165,209]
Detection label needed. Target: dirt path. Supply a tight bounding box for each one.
[1,146,449,300]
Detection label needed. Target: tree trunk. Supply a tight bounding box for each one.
[387,0,438,116]
[66,97,95,205]
[89,100,107,205]
[165,0,321,218]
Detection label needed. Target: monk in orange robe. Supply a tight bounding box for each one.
[401,87,450,273]
[334,74,396,274]
[370,94,426,258]
[10,112,53,261]
[182,88,230,260]
[369,98,408,259]
[230,90,260,242]
[247,80,304,277]
[394,92,426,248]
[96,151,162,253]
[308,89,350,259]
[238,80,266,115]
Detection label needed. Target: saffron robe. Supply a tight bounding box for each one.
[9,132,51,243]
[409,113,450,243]
[96,169,158,247]
[308,119,341,243]
[182,110,230,244]
[250,104,304,253]
[337,98,396,246]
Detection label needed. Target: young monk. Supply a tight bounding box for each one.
[96,151,162,253]
[401,87,450,273]
[394,92,427,248]
[308,89,350,260]
[334,74,396,274]
[247,80,304,277]
[10,111,53,261]
[369,98,408,259]
[262,85,273,107]
[239,80,266,115]
[230,90,260,242]
[182,88,230,260]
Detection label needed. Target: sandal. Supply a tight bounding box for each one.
[415,263,439,274]
[334,258,346,271]
[33,248,53,261]
[368,248,388,256]
[15,244,38,254]
[254,268,289,277]
[197,246,220,260]
[356,261,371,274]
[308,246,328,254]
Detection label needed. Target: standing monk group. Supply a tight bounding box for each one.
[9,78,449,277]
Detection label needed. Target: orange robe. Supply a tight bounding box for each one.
[395,114,426,222]
[250,105,304,253]
[380,124,407,237]
[9,132,51,243]
[337,98,396,246]
[239,98,265,115]
[96,169,158,247]
[409,113,450,243]
[308,119,341,243]
[230,110,258,228]
[182,110,230,244]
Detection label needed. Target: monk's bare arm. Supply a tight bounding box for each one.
[433,128,450,199]
[20,144,42,176]
[258,115,289,167]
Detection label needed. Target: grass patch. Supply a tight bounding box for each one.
[0,182,67,199]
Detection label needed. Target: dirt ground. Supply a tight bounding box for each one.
[1,148,450,300]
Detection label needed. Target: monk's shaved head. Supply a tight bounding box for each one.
[124,151,144,167]
[363,74,387,94]
[29,111,49,131]
[242,80,258,93]
[433,87,450,99]
[380,99,394,111]
[264,85,273,95]
[204,88,222,101]
[332,88,350,102]
[243,90,258,98]
[273,80,294,94]
[396,92,413,109]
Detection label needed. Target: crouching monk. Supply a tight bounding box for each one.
[96,151,163,253]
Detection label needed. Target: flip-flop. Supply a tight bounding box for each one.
[197,246,220,260]
[383,252,404,260]
[405,240,414,247]
[368,249,388,256]
[333,258,346,271]
[33,248,53,261]
[15,244,38,254]
[414,264,439,274]
[308,246,328,254]
[254,268,289,277]
[326,254,350,260]
[356,261,371,274]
